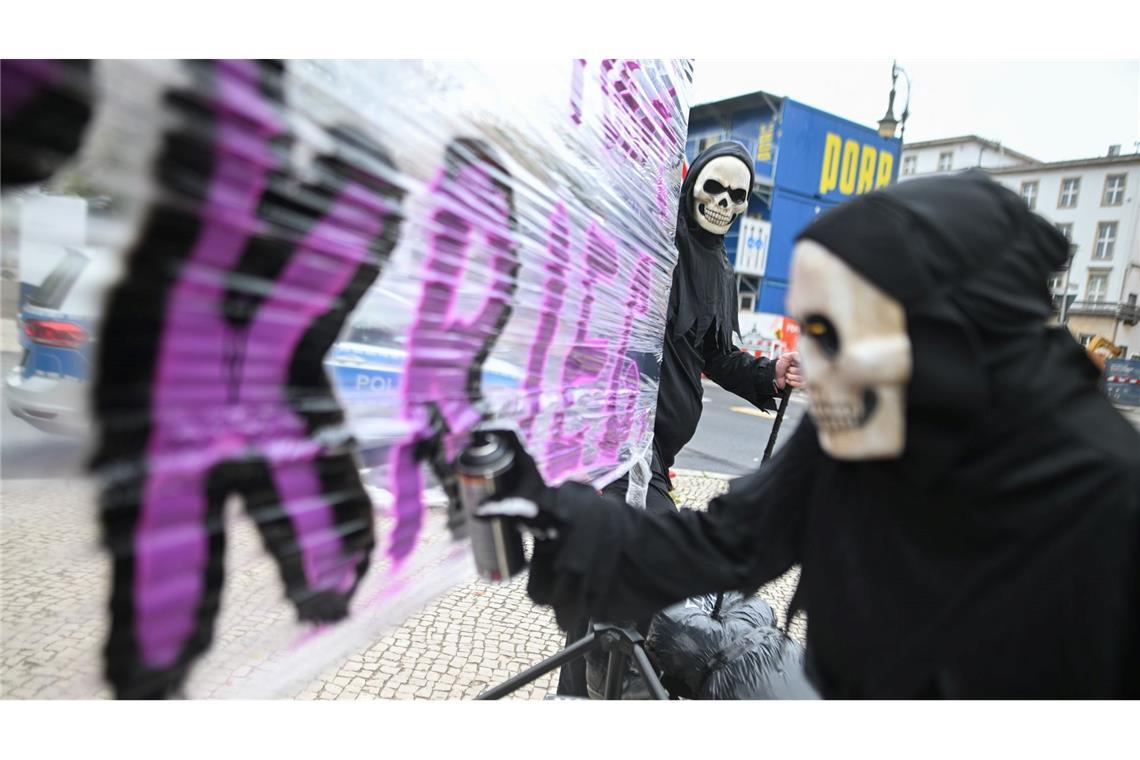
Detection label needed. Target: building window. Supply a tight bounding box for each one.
[902,156,917,176]
[1047,272,1066,292]
[1093,221,1117,260]
[1086,272,1109,303]
[1020,180,1039,210]
[937,152,953,172]
[1102,174,1126,206]
[1058,177,1080,208]
[738,292,755,311]
[698,134,727,153]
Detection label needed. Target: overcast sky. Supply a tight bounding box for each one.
[690,60,1139,163]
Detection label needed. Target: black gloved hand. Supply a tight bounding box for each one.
[470,428,562,541]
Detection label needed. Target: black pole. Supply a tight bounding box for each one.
[603,650,628,699]
[712,384,793,620]
[630,644,670,700]
[762,386,793,464]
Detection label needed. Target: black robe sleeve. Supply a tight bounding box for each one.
[527,423,819,629]
[700,331,779,412]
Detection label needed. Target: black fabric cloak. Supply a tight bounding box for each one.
[528,170,1140,698]
[654,141,777,471]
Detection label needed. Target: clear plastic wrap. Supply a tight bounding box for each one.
[0,59,692,697]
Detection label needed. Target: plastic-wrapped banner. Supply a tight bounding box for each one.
[0,59,691,698]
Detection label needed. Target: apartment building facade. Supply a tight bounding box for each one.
[899,136,1140,356]
[988,153,1140,356]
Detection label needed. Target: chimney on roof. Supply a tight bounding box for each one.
[1108,144,1121,157]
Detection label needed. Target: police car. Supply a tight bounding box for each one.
[328,324,523,405]
[6,248,114,435]
[6,254,522,435]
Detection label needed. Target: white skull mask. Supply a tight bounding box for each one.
[692,156,750,235]
[787,240,912,460]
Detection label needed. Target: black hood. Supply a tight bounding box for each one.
[796,168,1068,316]
[669,141,755,349]
[679,140,756,239]
[795,169,1099,477]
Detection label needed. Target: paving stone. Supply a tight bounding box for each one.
[2,473,802,701]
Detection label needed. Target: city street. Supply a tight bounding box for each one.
[0,337,805,700]
[675,379,808,475]
[5,332,1140,699]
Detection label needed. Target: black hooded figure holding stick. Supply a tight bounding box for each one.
[481,171,1140,698]
[553,141,803,697]
[605,140,803,513]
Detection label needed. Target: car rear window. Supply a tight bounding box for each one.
[28,250,88,310]
[345,325,404,349]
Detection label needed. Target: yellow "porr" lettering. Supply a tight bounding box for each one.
[820,131,895,197]
[839,139,859,195]
[857,144,878,194]
[819,133,841,194]
[875,151,894,188]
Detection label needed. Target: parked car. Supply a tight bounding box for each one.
[327,328,523,403]
[6,257,522,436]
[5,248,116,435]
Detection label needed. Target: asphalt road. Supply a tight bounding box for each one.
[673,380,808,476]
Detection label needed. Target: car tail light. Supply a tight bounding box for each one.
[21,319,88,349]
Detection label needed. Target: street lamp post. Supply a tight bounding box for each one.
[895,62,911,145]
[877,66,899,139]
[877,60,911,142]
[878,61,911,187]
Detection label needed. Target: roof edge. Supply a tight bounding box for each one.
[902,134,1039,163]
[986,152,1140,174]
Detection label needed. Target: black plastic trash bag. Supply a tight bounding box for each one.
[646,592,816,699]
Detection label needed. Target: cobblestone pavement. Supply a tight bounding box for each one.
[1,470,801,700]
[1,477,114,699]
[295,470,804,701]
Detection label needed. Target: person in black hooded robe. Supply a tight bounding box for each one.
[606,140,802,515]
[481,170,1140,698]
[555,141,803,697]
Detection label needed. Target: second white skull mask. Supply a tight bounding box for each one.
[786,240,912,460]
[692,156,751,235]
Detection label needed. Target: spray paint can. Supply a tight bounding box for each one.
[456,431,527,583]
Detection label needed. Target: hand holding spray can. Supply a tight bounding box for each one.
[456,431,528,582]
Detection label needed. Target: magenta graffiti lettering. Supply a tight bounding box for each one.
[91,60,404,698]
[387,139,519,565]
[137,189,378,660]
[544,224,621,478]
[598,252,654,460]
[600,59,679,168]
[1,59,692,699]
